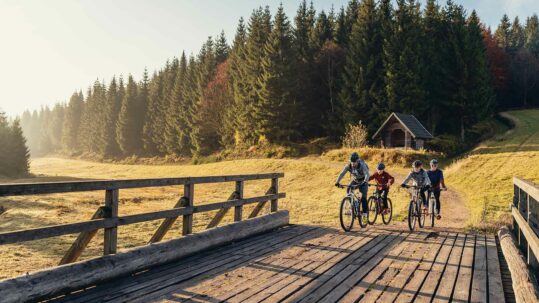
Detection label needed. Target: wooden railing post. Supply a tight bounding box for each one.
[234,181,244,222]
[183,183,194,235]
[270,178,278,212]
[103,189,119,255]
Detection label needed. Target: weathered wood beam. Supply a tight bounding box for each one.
[0,173,284,196]
[499,226,539,303]
[234,181,244,222]
[0,194,285,245]
[248,183,276,218]
[59,206,106,265]
[514,177,539,204]
[206,191,238,229]
[103,189,118,255]
[148,197,188,244]
[512,206,539,260]
[0,210,290,303]
[182,183,194,235]
[270,177,279,212]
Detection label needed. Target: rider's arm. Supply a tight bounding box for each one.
[440,171,446,189]
[386,172,395,186]
[423,171,432,187]
[401,172,412,187]
[335,165,349,184]
[369,173,375,181]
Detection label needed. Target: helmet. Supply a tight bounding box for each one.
[430,159,439,165]
[350,152,359,163]
[412,160,422,168]
[377,163,385,170]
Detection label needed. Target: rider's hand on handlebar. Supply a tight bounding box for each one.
[401,184,408,188]
[335,183,340,188]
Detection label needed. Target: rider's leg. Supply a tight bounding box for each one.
[434,190,441,214]
[420,188,428,208]
[360,183,368,214]
[382,189,389,208]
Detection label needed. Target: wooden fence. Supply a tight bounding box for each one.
[0,173,284,265]
[512,176,539,281]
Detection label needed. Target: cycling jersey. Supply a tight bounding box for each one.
[369,171,395,191]
[336,160,369,185]
[402,169,431,188]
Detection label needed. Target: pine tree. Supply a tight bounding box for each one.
[164,52,188,155]
[255,5,298,142]
[8,118,30,176]
[339,0,384,134]
[495,14,512,50]
[525,14,539,57]
[0,111,11,176]
[142,71,164,156]
[61,91,84,151]
[310,11,333,51]
[215,31,230,64]
[510,16,526,50]
[116,75,141,155]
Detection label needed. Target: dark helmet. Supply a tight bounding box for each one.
[377,162,385,170]
[350,152,360,163]
[430,159,439,165]
[412,160,423,168]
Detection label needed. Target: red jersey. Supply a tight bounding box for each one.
[369,171,395,190]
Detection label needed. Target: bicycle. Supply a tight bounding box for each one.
[404,185,427,231]
[337,182,369,231]
[427,187,447,227]
[367,184,393,225]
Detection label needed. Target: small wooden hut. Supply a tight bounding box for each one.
[372,112,433,149]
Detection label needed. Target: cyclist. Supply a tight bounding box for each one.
[427,159,446,220]
[369,162,394,213]
[335,152,370,219]
[401,160,431,209]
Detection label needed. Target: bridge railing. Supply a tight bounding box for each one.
[0,173,285,265]
[512,176,539,280]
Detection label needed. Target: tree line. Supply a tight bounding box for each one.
[18,0,539,159]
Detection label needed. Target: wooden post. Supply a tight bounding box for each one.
[270,178,278,212]
[59,206,106,265]
[182,183,194,235]
[234,181,244,221]
[148,196,188,243]
[103,189,119,255]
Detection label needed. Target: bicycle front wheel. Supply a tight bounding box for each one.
[430,198,435,227]
[418,199,426,228]
[408,201,416,231]
[382,198,393,225]
[367,196,378,225]
[340,197,355,232]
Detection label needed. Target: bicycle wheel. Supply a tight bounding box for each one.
[407,201,416,231]
[340,197,355,231]
[367,196,378,225]
[430,198,435,227]
[358,200,368,228]
[382,198,393,225]
[418,199,426,228]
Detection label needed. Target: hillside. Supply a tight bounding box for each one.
[445,109,539,230]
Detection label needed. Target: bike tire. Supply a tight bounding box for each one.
[367,196,378,225]
[340,197,355,232]
[408,201,416,231]
[430,198,435,227]
[382,198,393,225]
[358,200,368,228]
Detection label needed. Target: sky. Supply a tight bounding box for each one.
[1,0,538,117]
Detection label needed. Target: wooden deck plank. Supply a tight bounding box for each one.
[453,234,476,302]
[118,227,323,303]
[470,234,488,303]
[431,233,466,303]
[290,231,403,303]
[176,230,354,302]
[487,234,506,303]
[229,231,381,303]
[393,232,449,303]
[375,232,447,303]
[331,232,422,303]
[414,233,458,303]
[59,225,315,303]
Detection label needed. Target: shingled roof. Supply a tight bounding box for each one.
[372,112,434,139]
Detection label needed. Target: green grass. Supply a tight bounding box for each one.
[445,109,539,230]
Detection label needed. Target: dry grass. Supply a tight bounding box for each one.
[445,109,539,231]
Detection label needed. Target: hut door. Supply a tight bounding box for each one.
[391,129,405,147]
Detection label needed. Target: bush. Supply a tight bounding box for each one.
[342,121,368,148]
[426,135,466,157]
[323,147,441,167]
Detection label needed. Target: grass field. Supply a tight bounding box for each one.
[445,109,539,230]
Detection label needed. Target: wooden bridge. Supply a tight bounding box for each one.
[0,174,538,302]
